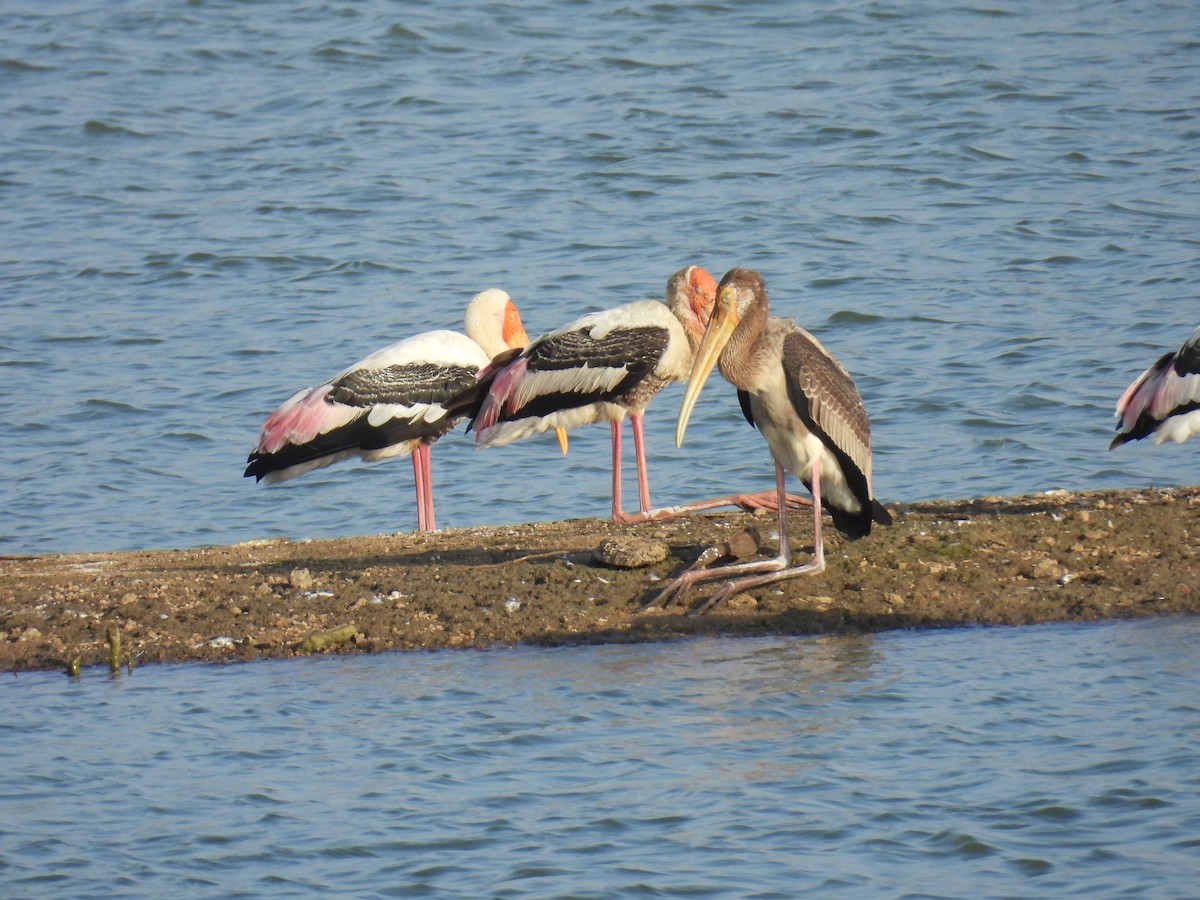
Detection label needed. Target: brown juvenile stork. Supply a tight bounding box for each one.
[464,267,802,523]
[653,267,891,611]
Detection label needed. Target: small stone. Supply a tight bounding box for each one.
[289,568,314,591]
[592,537,669,569]
[726,592,758,610]
[120,592,138,605]
[1032,558,1063,580]
[18,627,41,642]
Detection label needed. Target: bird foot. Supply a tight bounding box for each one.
[639,545,724,610]
[640,529,766,611]
[614,492,809,524]
[642,569,703,610]
[614,505,704,524]
[688,581,741,616]
[726,491,812,513]
[687,558,827,616]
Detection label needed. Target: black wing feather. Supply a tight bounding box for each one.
[737,389,756,428]
[244,412,460,480]
[781,331,881,539]
[330,363,479,408]
[1174,333,1200,376]
[475,325,669,426]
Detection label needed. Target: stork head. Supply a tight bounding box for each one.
[666,265,718,350]
[465,288,531,358]
[675,267,766,447]
[466,287,569,455]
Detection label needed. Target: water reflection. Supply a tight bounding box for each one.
[3,621,1199,897]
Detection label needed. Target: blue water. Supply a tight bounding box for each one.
[4,5,1199,893]
[1,0,1198,554]
[3,618,1198,897]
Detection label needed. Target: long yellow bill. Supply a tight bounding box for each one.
[675,295,739,447]
[555,426,569,455]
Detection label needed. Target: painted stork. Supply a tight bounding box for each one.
[652,267,891,612]
[244,288,538,533]
[463,267,803,523]
[1110,327,1200,449]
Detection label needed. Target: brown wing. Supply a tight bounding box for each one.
[781,327,873,489]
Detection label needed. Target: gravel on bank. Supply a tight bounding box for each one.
[2,487,1197,674]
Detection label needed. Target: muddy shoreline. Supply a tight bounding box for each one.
[3,486,1197,674]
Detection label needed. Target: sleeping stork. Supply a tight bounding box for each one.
[463,267,803,523]
[244,288,543,533]
[652,267,891,612]
[1110,327,1200,449]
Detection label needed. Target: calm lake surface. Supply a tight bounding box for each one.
[3,4,1199,897]
[2,0,1198,554]
[3,618,1199,898]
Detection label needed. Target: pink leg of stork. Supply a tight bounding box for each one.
[615,466,813,525]
[411,447,426,532]
[624,488,813,522]
[645,456,826,613]
[411,443,436,532]
[421,444,436,532]
[631,413,653,515]
[610,414,662,523]
[609,414,814,526]
[610,419,625,522]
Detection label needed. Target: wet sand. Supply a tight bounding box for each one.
[3,486,1197,674]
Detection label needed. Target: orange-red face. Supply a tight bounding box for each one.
[502,300,530,348]
[688,266,718,327]
[675,269,744,448]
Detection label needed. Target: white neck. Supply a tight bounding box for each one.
[464,288,514,357]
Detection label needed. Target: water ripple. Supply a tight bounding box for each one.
[1,0,1198,555]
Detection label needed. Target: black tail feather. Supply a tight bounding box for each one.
[824,497,892,541]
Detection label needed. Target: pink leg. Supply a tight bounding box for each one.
[615,415,809,525]
[645,457,826,612]
[411,447,429,532]
[631,413,652,515]
[691,457,825,613]
[411,444,436,532]
[610,419,624,522]
[623,489,812,522]
[420,443,436,532]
